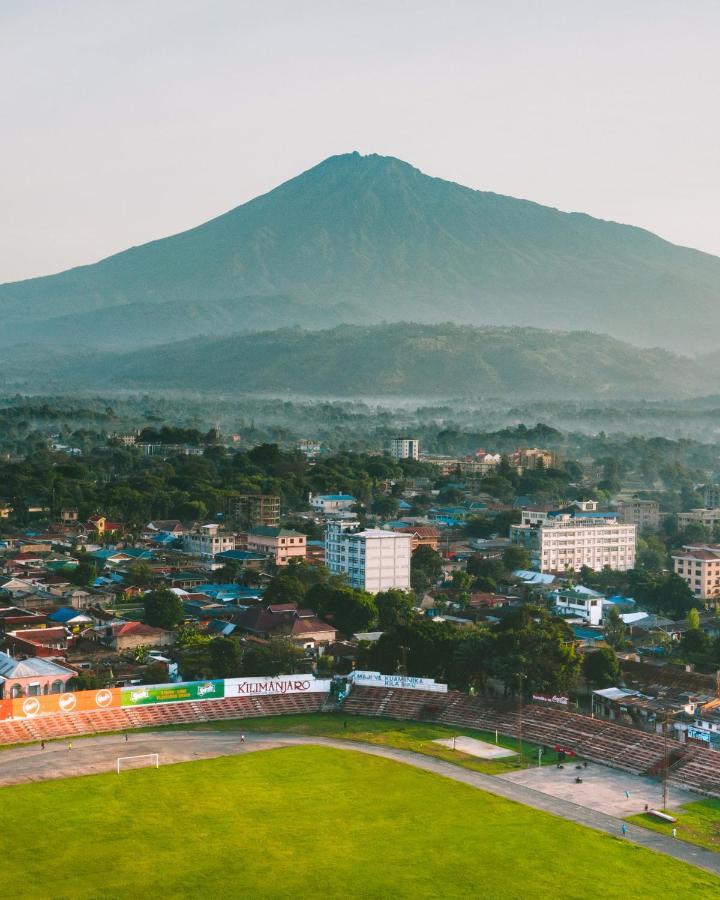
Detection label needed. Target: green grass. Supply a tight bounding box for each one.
[147,713,557,775]
[628,799,720,853]
[1,746,717,899]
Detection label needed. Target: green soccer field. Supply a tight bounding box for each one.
[2,746,718,899]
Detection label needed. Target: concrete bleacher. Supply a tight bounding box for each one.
[342,686,720,797]
[0,692,325,747]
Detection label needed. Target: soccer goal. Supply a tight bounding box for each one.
[116,753,159,774]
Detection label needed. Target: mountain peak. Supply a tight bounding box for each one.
[2,153,720,354]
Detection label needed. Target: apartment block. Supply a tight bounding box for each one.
[677,509,720,530]
[325,521,412,593]
[390,438,420,460]
[510,507,636,573]
[183,524,236,557]
[226,494,281,529]
[246,527,306,566]
[616,499,660,532]
[672,543,720,602]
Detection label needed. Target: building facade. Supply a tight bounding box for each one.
[309,493,356,514]
[227,494,281,529]
[183,525,236,557]
[672,543,720,603]
[325,521,412,593]
[616,499,660,532]
[511,508,636,573]
[677,509,720,531]
[390,438,419,460]
[246,527,306,566]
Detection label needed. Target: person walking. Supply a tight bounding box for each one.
[240,734,245,743]
[672,827,677,839]
[621,824,627,837]
[40,740,45,751]
[68,742,73,752]
[124,732,129,742]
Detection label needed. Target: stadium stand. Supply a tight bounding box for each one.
[342,686,720,797]
[0,692,325,745]
[2,682,720,799]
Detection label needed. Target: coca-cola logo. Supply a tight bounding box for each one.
[59,693,77,712]
[95,689,113,708]
[22,697,40,717]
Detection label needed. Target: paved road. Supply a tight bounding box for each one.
[3,730,719,878]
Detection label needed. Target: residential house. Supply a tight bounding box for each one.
[0,652,76,699]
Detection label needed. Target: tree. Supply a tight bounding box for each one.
[143,588,184,630]
[375,589,414,629]
[128,561,155,587]
[687,608,701,631]
[454,628,495,691]
[466,555,504,589]
[370,495,399,518]
[208,637,243,677]
[603,606,626,650]
[69,561,96,587]
[635,535,667,573]
[305,583,377,635]
[410,545,443,594]
[582,648,620,690]
[451,570,473,592]
[502,545,530,573]
[489,606,581,697]
[364,620,462,681]
[242,637,304,676]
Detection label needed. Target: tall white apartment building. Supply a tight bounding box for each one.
[325,521,412,593]
[510,509,636,573]
[390,438,419,461]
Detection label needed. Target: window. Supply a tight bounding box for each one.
[51,680,63,694]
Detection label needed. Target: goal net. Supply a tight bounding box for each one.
[116,753,159,774]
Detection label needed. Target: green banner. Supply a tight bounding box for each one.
[121,680,224,706]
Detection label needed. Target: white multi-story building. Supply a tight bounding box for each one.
[325,521,412,593]
[390,438,419,461]
[183,524,235,558]
[510,508,636,573]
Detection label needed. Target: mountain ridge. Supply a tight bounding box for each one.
[32,322,710,399]
[2,152,720,352]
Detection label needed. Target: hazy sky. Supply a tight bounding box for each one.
[2,0,719,283]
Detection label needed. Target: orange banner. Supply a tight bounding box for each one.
[11,688,121,719]
[0,700,12,721]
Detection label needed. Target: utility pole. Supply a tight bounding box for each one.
[662,710,670,811]
[398,646,409,682]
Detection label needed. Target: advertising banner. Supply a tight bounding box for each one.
[11,688,120,719]
[224,675,331,697]
[0,699,13,721]
[121,680,224,706]
[532,694,569,706]
[347,670,448,693]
